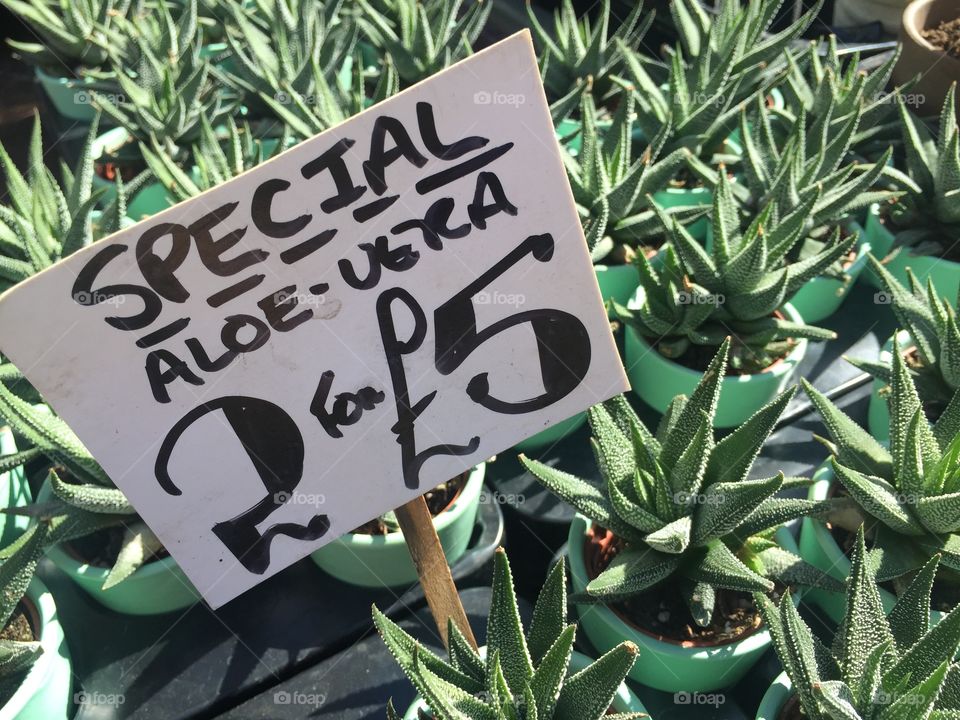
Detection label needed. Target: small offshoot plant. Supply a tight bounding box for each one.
[521,340,839,633]
[759,526,960,719]
[375,548,642,720]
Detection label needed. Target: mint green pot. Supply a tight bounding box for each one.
[401,649,648,719]
[568,514,802,693]
[594,263,639,310]
[91,127,201,221]
[862,204,960,299]
[514,412,586,452]
[311,464,485,587]
[787,233,872,324]
[756,673,792,720]
[624,291,808,428]
[0,426,31,546]
[36,480,198,615]
[799,460,947,626]
[0,577,72,720]
[34,66,99,123]
[865,330,911,444]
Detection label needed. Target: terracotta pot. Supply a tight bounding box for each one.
[892,0,960,115]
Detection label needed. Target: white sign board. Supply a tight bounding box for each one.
[0,31,627,608]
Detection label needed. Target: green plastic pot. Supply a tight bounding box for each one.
[624,291,808,428]
[513,412,586,452]
[568,514,801,692]
[34,66,99,123]
[36,480,198,615]
[755,673,792,720]
[865,330,912,443]
[862,203,960,298]
[91,127,202,221]
[0,577,73,720]
[594,263,639,310]
[401,649,648,719]
[786,233,872,323]
[799,460,948,625]
[311,464,485,587]
[0,426,31,547]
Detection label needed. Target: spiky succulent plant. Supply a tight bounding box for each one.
[223,0,356,120]
[882,83,960,257]
[0,115,131,289]
[759,526,960,720]
[802,344,960,586]
[615,172,849,372]
[526,0,651,103]
[565,87,704,263]
[619,0,820,163]
[850,258,960,415]
[0,523,48,704]
[375,549,642,720]
[0,385,160,590]
[521,341,839,628]
[351,0,489,88]
[779,36,912,160]
[93,7,240,160]
[1,0,130,72]
[141,117,293,203]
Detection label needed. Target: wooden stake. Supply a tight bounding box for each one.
[394,494,478,651]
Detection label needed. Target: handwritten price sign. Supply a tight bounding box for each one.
[0,32,627,607]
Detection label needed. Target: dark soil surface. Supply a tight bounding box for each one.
[0,604,34,643]
[779,694,803,719]
[585,525,766,646]
[351,472,468,536]
[923,17,960,59]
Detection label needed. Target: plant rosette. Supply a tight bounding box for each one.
[310,464,485,587]
[624,290,808,428]
[0,426,31,547]
[755,672,792,720]
[401,649,648,719]
[797,459,949,625]
[35,480,198,616]
[34,66,100,123]
[567,514,802,693]
[0,577,73,720]
[91,127,202,222]
[727,86,786,146]
[861,203,960,298]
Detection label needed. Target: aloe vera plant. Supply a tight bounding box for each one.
[566,87,705,263]
[779,36,911,160]
[851,258,960,416]
[760,526,960,719]
[223,0,356,119]
[615,171,849,372]
[375,549,642,720]
[882,83,960,258]
[526,0,651,103]
[141,117,293,203]
[352,0,490,87]
[0,115,131,288]
[802,345,960,587]
[620,0,821,163]
[521,340,839,629]
[0,385,159,590]
[0,523,48,704]
[1,0,130,72]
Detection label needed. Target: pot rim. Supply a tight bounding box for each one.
[902,0,960,59]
